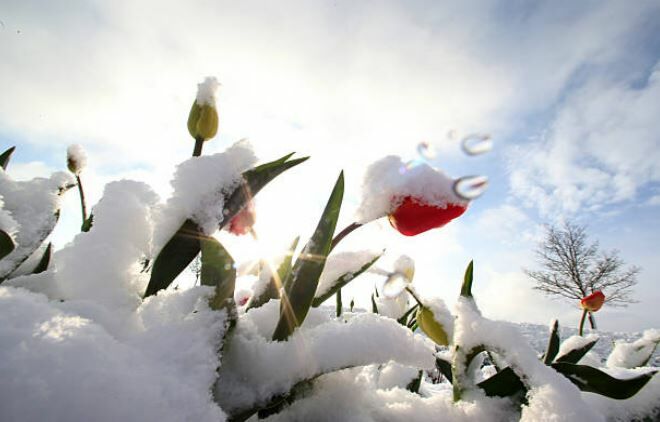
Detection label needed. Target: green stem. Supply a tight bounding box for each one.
[588,312,596,329]
[405,286,424,307]
[329,222,363,252]
[578,308,588,336]
[192,136,205,157]
[75,174,88,228]
[336,289,342,317]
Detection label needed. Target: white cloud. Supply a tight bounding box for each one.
[509,64,660,218]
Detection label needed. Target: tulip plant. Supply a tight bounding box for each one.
[1,77,658,421]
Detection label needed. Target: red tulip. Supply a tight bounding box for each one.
[580,291,605,312]
[227,201,256,236]
[388,196,467,236]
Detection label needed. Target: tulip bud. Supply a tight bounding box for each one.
[188,77,220,141]
[393,255,415,281]
[388,196,467,236]
[66,144,87,175]
[417,306,450,346]
[580,290,605,312]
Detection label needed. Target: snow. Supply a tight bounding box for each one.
[66,144,87,174]
[452,297,605,421]
[152,140,256,254]
[196,76,220,106]
[315,249,381,299]
[355,156,468,223]
[375,290,411,320]
[0,286,227,422]
[0,170,73,279]
[52,180,159,320]
[0,195,18,240]
[607,328,660,369]
[214,300,435,414]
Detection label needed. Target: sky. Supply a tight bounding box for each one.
[1,0,659,332]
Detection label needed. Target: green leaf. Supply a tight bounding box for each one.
[477,366,527,398]
[551,362,657,399]
[311,252,383,307]
[397,304,419,327]
[435,356,453,384]
[554,337,598,364]
[460,260,474,298]
[406,370,424,394]
[543,319,561,365]
[248,236,299,311]
[31,242,52,274]
[144,219,203,297]
[144,154,307,298]
[221,154,309,231]
[371,293,379,314]
[200,235,236,311]
[0,230,15,261]
[0,146,16,170]
[272,171,344,341]
[1,210,61,281]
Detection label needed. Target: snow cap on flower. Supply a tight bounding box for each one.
[580,290,605,312]
[195,77,220,106]
[355,156,468,235]
[66,144,87,175]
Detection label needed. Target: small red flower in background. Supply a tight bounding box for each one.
[388,196,467,236]
[227,201,256,236]
[580,290,605,312]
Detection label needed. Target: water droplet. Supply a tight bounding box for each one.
[382,273,410,298]
[453,175,489,200]
[416,141,436,160]
[447,129,458,140]
[461,134,492,156]
[0,21,5,31]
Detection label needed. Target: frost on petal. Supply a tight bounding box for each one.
[355,156,467,223]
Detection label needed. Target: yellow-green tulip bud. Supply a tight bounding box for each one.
[188,77,220,141]
[417,306,450,346]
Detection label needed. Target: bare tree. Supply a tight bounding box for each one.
[525,221,640,329]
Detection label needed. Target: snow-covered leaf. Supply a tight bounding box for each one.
[551,362,657,399]
[477,366,526,398]
[555,335,598,364]
[0,230,15,261]
[312,250,382,307]
[30,242,52,274]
